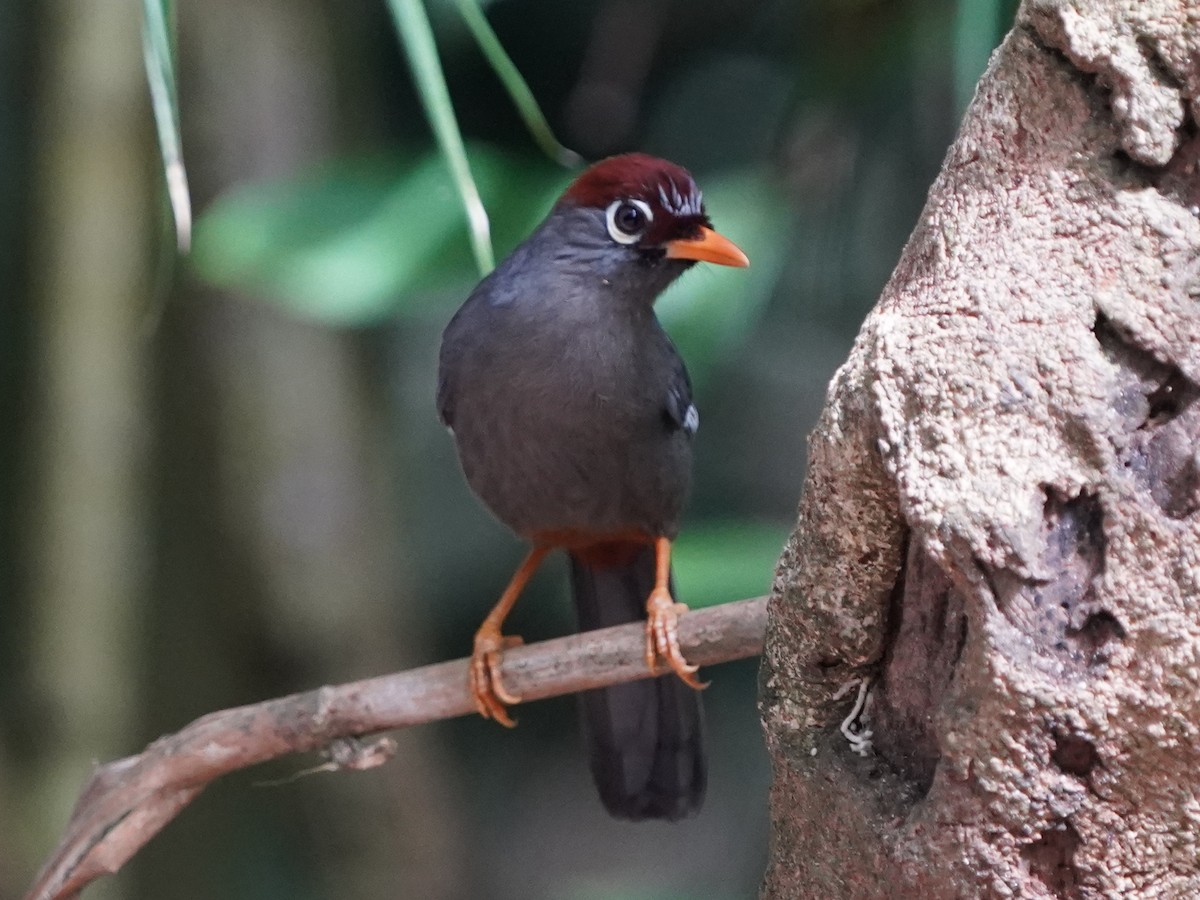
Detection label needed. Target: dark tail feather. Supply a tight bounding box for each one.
[568,544,706,821]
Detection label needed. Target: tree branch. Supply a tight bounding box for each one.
[27,596,767,900]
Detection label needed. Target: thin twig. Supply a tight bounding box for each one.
[26,596,767,900]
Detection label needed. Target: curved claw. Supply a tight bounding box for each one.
[644,589,707,690]
[470,631,524,727]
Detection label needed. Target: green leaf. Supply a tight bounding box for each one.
[451,0,581,168]
[141,0,191,252]
[191,155,786,338]
[190,148,568,326]
[385,0,493,274]
[672,521,788,609]
[656,168,791,391]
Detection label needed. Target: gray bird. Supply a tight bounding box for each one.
[437,153,748,820]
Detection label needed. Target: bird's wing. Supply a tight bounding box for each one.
[436,369,455,430]
[437,301,475,431]
[662,351,698,437]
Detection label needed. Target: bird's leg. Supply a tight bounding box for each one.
[644,536,705,690]
[471,544,550,727]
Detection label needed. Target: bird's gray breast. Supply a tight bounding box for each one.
[442,293,692,539]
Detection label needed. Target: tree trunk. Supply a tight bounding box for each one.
[760,1,1200,897]
[20,4,153,899]
[135,2,465,897]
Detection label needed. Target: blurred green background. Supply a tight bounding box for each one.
[1,0,1014,897]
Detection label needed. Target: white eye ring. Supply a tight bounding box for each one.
[605,198,653,245]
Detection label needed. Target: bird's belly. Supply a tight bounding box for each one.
[452,388,689,540]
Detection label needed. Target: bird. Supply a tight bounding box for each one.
[437,153,748,821]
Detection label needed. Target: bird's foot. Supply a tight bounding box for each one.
[644,588,706,690]
[470,628,524,727]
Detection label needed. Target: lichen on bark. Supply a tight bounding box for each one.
[761,2,1200,897]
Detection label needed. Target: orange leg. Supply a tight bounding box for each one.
[471,545,550,727]
[644,537,705,690]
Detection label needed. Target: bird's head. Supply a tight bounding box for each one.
[548,154,748,298]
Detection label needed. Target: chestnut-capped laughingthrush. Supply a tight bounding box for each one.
[437,154,748,821]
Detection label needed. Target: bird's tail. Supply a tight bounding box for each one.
[567,543,706,821]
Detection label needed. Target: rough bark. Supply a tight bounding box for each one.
[761,1,1200,897]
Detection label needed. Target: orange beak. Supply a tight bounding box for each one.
[664,226,749,268]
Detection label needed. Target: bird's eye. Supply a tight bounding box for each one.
[605,199,653,245]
